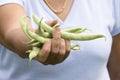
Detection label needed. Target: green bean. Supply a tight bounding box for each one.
[20,16,32,39]
[27,29,49,43]
[32,14,105,41]
[20,17,80,50]
[61,32,105,40]
[71,44,80,50]
[20,16,49,44]
[32,14,40,25]
[52,23,60,28]
[42,22,105,40]
[29,47,40,61]
[31,42,43,47]
[63,27,87,33]
[25,47,40,63]
[20,14,106,61]
[38,17,59,38]
[23,39,36,45]
[26,25,80,49]
[24,20,49,43]
[26,50,32,53]
[38,19,52,38]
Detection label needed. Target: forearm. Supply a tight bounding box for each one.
[107,33,120,80]
[0,4,34,58]
[0,27,32,58]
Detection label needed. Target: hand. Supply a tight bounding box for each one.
[36,20,71,65]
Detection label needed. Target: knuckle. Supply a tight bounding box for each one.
[66,47,71,53]
[54,36,60,39]
[51,51,58,57]
[38,51,50,63]
[61,38,65,41]
[42,45,51,53]
[38,56,47,63]
[61,39,65,45]
[38,56,45,63]
[54,43,59,48]
[52,40,59,48]
[59,49,65,55]
[43,47,50,54]
[51,46,59,54]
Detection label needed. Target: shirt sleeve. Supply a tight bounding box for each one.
[0,0,23,6]
[111,0,120,36]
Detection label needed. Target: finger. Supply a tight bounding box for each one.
[56,39,66,62]
[51,39,70,65]
[45,19,57,26]
[63,39,71,59]
[47,39,66,65]
[35,29,39,34]
[44,27,61,64]
[37,40,51,63]
[51,27,61,56]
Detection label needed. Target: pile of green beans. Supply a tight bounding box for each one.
[20,14,105,61]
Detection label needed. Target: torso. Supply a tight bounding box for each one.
[44,0,74,21]
[0,0,117,80]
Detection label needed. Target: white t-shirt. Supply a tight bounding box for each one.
[0,0,120,80]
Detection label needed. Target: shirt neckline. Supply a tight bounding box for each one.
[40,0,75,25]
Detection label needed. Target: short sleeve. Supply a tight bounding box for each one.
[111,0,120,36]
[0,0,24,6]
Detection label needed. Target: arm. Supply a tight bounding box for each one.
[0,3,33,58]
[0,3,71,65]
[107,33,120,80]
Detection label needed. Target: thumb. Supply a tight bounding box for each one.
[45,19,58,27]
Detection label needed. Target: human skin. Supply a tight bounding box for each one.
[0,3,70,65]
[1,1,120,79]
[107,34,120,80]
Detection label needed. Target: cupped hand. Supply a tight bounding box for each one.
[36,20,71,65]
